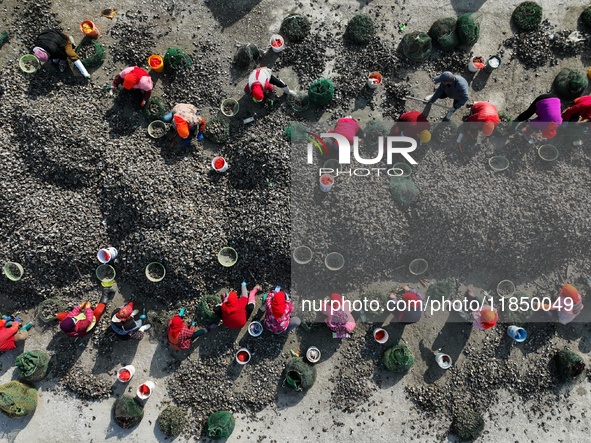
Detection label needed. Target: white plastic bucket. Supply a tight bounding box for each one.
[507,325,527,343]
[212,156,229,173]
[319,174,334,192]
[248,321,263,337]
[373,328,389,344]
[136,380,155,400]
[236,348,251,365]
[367,72,382,89]
[117,365,135,383]
[468,57,482,73]
[435,353,452,369]
[97,247,118,264]
[306,346,321,363]
[270,34,285,53]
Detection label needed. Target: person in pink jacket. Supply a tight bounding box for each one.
[322,293,356,335]
[109,66,154,106]
[325,116,365,151]
[515,93,562,139]
[244,67,293,103]
[562,95,591,122]
[262,290,301,334]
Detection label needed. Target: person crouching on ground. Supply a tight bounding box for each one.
[33,29,90,78]
[534,284,584,325]
[514,93,562,140]
[322,293,356,336]
[425,71,470,121]
[244,67,294,103]
[57,292,109,338]
[324,116,365,153]
[465,101,501,137]
[472,305,498,330]
[391,289,424,325]
[167,312,207,350]
[0,317,31,352]
[262,289,301,334]
[389,110,431,144]
[213,282,260,329]
[162,103,206,146]
[109,66,153,107]
[111,301,151,339]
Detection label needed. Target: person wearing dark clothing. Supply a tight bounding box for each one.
[425,71,470,121]
[33,29,90,78]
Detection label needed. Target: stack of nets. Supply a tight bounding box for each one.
[383,343,414,373]
[76,36,105,69]
[553,68,588,100]
[163,48,192,70]
[207,411,235,440]
[283,357,317,391]
[158,406,187,437]
[113,395,144,429]
[0,381,38,418]
[0,31,9,49]
[456,14,480,46]
[36,297,67,323]
[555,348,585,380]
[390,176,419,205]
[400,32,432,62]
[196,294,222,325]
[450,408,485,441]
[512,2,543,32]
[285,121,309,143]
[582,6,591,29]
[15,350,51,382]
[203,117,230,143]
[345,14,375,45]
[234,43,260,69]
[308,78,334,106]
[426,280,454,301]
[428,17,459,51]
[280,14,311,43]
[364,119,389,147]
[143,96,170,122]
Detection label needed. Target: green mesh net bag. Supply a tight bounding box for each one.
[113,395,144,429]
[383,344,414,373]
[555,348,585,380]
[15,350,51,383]
[582,6,591,29]
[203,117,230,143]
[0,381,38,418]
[390,176,419,206]
[308,78,335,106]
[234,43,260,69]
[400,31,432,62]
[196,294,222,325]
[451,408,485,441]
[0,31,10,49]
[364,119,389,147]
[143,96,170,122]
[553,68,589,100]
[75,36,105,69]
[345,14,375,45]
[285,121,309,142]
[280,14,311,43]
[207,411,235,440]
[428,17,459,51]
[287,92,310,112]
[164,48,192,71]
[426,280,454,301]
[283,357,317,391]
[456,14,480,46]
[158,406,187,437]
[512,2,543,32]
[36,297,67,323]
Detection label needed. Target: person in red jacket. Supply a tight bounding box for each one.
[389,110,431,143]
[466,101,501,136]
[167,313,207,350]
[214,282,260,329]
[109,66,154,106]
[0,317,30,352]
[57,293,109,338]
[325,116,365,151]
[244,67,293,103]
[562,95,591,122]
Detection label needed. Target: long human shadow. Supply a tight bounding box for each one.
[450,0,488,14]
[45,331,89,379]
[203,0,263,28]
[424,318,472,383]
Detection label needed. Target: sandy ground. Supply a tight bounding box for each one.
[1,0,591,441]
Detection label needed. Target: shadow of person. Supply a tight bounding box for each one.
[0,407,35,442]
[104,89,144,138]
[92,329,141,375]
[450,0,488,14]
[471,69,491,92]
[431,317,472,366]
[45,331,89,379]
[203,0,263,28]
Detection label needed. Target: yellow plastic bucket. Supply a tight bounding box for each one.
[148,54,164,73]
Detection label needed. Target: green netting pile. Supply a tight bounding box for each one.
[234,43,260,69]
[400,31,432,62]
[428,17,459,51]
[390,176,419,205]
[283,357,317,391]
[143,96,170,122]
[15,350,51,383]
[280,14,311,43]
[207,411,235,440]
[451,408,485,441]
[364,119,389,147]
[287,92,310,112]
[308,78,334,106]
[197,294,222,325]
[36,297,67,323]
[285,121,309,142]
[426,280,454,301]
[383,343,414,373]
[203,117,230,143]
[553,68,588,100]
[555,348,585,380]
[456,14,480,46]
[113,395,144,429]
[75,36,105,69]
[512,2,543,32]
[582,6,591,29]
[345,14,375,45]
[0,381,38,418]
[362,290,389,320]
[0,31,10,48]
[164,48,192,70]
[158,406,187,437]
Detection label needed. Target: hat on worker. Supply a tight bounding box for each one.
[434,71,455,83]
[122,71,139,90]
[561,284,580,302]
[251,83,264,102]
[482,121,495,136]
[173,115,190,139]
[33,47,49,63]
[418,129,431,143]
[60,317,76,333]
[541,122,557,139]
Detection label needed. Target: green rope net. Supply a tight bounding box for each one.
[76,36,105,69]
[36,297,67,323]
[400,31,432,62]
[456,14,480,46]
[383,344,414,373]
[143,96,170,122]
[345,14,375,45]
[308,78,335,106]
[451,408,485,441]
[158,406,187,437]
[15,350,51,382]
[113,395,144,429]
[0,31,9,48]
[390,176,420,206]
[196,294,222,325]
[426,280,454,301]
[234,43,260,69]
[203,117,231,144]
[555,348,585,380]
[280,14,311,43]
[364,119,389,147]
[582,6,591,29]
[164,48,192,71]
[553,68,588,100]
[0,381,38,418]
[285,121,309,142]
[207,410,236,440]
[512,2,543,32]
[428,17,459,51]
[283,357,317,391]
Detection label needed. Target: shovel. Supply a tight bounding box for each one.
[404,96,452,110]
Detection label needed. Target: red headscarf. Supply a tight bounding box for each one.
[116,302,134,320]
[271,291,287,318]
[223,291,240,316]
[169,315,185,338]
[251,83,264,102]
